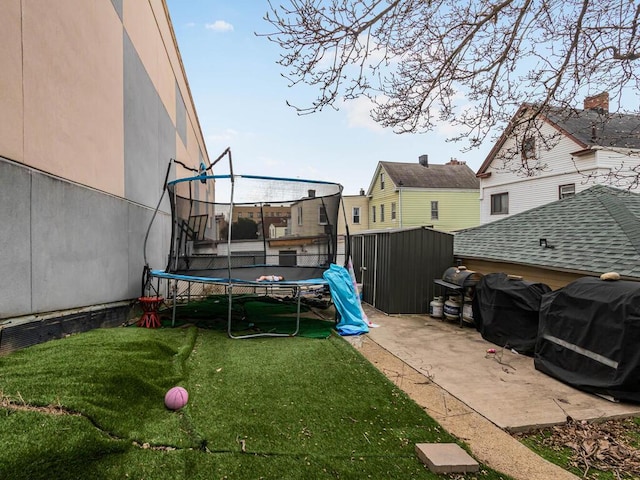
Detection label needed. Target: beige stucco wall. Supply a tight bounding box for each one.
[125,0,175,125]
[1,0,208,196]
[0,0,24,163]
[21,1,125,195]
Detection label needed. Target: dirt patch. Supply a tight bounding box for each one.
[1,391,78,416]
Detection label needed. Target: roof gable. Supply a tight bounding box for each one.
[477,105,640,175]
[454,185,640,278]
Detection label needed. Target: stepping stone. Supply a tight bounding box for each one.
[415,443,479,474]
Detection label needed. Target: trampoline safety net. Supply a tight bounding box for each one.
[166,174,343,282]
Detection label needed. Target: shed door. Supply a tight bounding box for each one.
[361,234,377,306]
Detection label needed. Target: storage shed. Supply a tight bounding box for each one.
[350,227,454,314]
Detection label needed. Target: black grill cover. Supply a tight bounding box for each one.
[473,273,551,355]
[535,277,640,402]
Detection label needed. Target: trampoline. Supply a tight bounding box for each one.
[144,149,343,338]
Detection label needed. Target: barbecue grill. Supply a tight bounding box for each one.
[434,266,483,326]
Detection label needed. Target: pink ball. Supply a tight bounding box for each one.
[164,386,189,410]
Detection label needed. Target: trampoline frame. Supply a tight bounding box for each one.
[144,152,342,338]
[150,269,328,338]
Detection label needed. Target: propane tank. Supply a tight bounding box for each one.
[443,295,462,321]
[429,296,443,318]
[462,296,474,323]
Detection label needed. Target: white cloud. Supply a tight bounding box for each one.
[342,96,384,132]
[207,128,239,144]
[185,22,196,28]
[205,20,234,32]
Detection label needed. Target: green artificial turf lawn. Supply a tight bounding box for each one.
[0,324,510,479]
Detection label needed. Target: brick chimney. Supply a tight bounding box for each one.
[584,92,609,112]
[446,158,466,165]
[418,154,429,167]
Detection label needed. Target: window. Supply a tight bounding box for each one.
[297,206,303,225]
[431,201,439,220]
[237,212,242,218]
[249,212,254,219]
[380,204,385,222]
[490,193,509,215]
[391,202,396,220]
[318,205,328,225]
[380,172,385,190]
[521,136,536,161]
[559,183,575,199]
[352,207,360,224]
[372,206,376,223]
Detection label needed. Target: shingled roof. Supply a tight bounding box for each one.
[546,108,640,150]
[379,161,479,190]
[477,105,640,175]
[454,185,640,279]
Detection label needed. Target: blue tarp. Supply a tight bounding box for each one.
[323,264,369,336]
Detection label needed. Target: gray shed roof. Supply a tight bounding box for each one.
[380,161,480,190]
[454,185,640,279]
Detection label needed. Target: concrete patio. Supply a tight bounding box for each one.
[359,305,640,433]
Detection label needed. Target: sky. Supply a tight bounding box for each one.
[165,0,493,195]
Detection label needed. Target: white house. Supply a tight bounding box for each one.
[476,92,640,224]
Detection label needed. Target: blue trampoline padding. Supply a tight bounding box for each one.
[150,267,329,286]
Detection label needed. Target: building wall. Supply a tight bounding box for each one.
[368,166,398,228]
[367,165,480,233]
[399,189,479,232]
[479,120,636,224]
[0,0,208,319]
[338,194,369,235]
[455,258,590,291]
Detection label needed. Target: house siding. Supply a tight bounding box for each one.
[368,165,398,229]
[480,117,639,224]
[338,194,369,235]
[368,164,480,233]
[401,189,479,232]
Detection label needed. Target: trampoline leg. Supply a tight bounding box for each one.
[171,280,178,327]
[293,288,302,336]
[227,284,234,338]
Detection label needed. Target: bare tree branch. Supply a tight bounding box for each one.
[262,0,640,175]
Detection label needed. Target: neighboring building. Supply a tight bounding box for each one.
[477,92,640,224]
[366,156,480,233]
[231,205,291,223]
[337,190,370,236]
[289,193,332,238]
[454,185,640,290]
[264,217,288,239]
[1,2,208,328]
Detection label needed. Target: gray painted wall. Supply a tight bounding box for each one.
[1,7,190,321]
[110,0,123,21]
[0,157,171,318]
[176,81,187,147]
[0,161,32,316]
[124,32,175,212]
